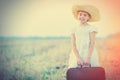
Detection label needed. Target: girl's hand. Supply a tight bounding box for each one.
[84,57,90,66]
[76,58,83,66]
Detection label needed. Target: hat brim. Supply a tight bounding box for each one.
[72,5,100,22]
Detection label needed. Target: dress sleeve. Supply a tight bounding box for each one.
[70,27,76,34]
[90,26,98,33]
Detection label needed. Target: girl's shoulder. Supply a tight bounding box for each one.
[70,27,77,34]
[88,24,98,33]
[70,24,80,34]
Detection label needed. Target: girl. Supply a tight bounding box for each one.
[68,5,100,68]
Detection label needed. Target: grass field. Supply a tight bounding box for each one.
[0,36,120,80]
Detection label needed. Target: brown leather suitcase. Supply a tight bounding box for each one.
[66,66,105,80]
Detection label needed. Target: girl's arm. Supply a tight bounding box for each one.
[85,31,97,64]
[71,33,83,65]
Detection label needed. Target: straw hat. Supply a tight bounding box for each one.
[72,5,100,22]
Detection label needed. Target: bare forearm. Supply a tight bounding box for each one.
[87,32,96,59]
[87,42,95,58]
[72,45,81,59]
[71,34,81,59]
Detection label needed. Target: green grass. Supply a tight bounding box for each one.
[0,39,70,80]
[0,38,120,80]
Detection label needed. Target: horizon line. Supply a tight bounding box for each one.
[0,36,107,40]
[0,36,71,40]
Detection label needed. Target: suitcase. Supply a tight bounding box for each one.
[66,65,105,80]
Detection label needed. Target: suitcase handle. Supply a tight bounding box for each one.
[77,64,91,68]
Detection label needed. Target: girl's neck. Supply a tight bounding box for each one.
[79,22,88,27]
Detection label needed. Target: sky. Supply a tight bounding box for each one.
[0,0,120,38]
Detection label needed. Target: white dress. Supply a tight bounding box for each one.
[68,24,100,68]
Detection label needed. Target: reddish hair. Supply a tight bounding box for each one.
[77,10,91,18]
